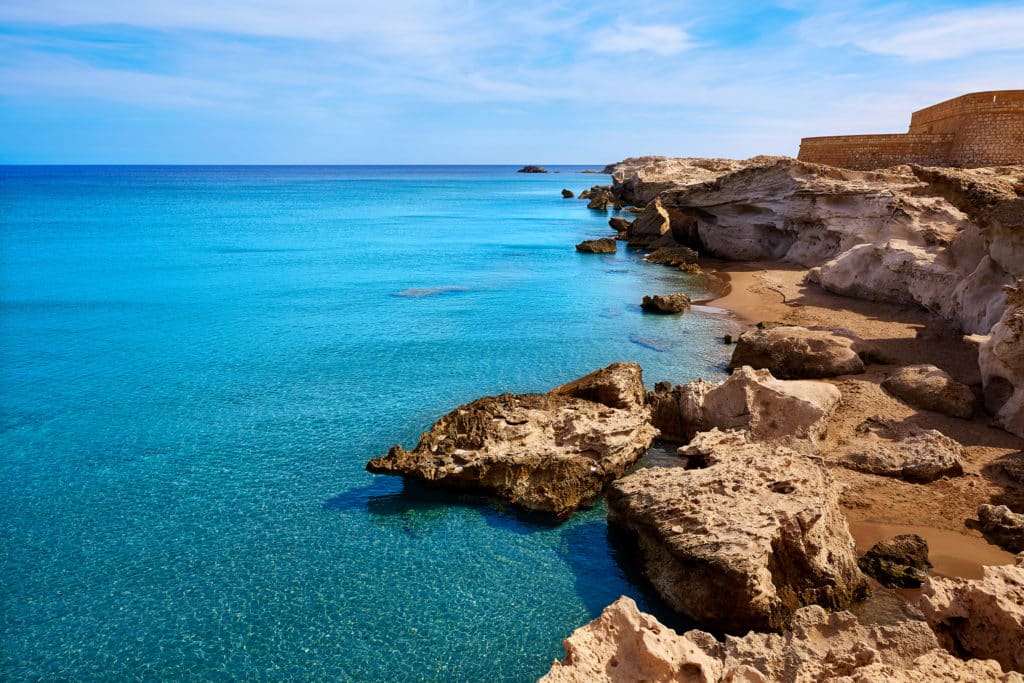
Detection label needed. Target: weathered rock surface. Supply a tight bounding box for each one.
[575,237,617,254]
[606,444,868,633]
[366,363,657,517]
[921,555,1024,674]
[516,165,548,173]
[980,281,1024,437]
[641,293,691,314]
[882,364,976,419]
[977,504,1024,553]
[608,217,631,232]
[586,186,616,210]
[839,421,966,483]
[858,534,932,588]
[603,155,785,206]
[646,380,713,442]
[728,325,867,379]
[643,246,699,266]
[542,597,1022,682]
[561,188,574,198]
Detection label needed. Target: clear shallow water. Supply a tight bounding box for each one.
[1,166,732,681]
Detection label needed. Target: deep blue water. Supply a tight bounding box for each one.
[0,165,732,681]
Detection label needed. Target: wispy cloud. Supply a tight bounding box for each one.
[588,22,695,56]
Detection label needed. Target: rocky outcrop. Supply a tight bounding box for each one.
[645,380,713,442]
[921,555,1024,674]
[561,188,574,198]
[643,246,698,266]
[727,325,867,379]
[366,363,657,517]
[881,364,976,419]
[858,534,932,588]
[606,443,868,633]
[839,421,966,483]
[979,281,1024,437]
[640,293,691,314]
[977,504,1024,553]
[626,196,698,248]
[603,155,785,206]
[608,217,631,232]
[543,597,1022,682]
[575,238,617,254]
[516,165,548,173]
[586,187,616,210]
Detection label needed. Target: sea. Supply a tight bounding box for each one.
[0,165,733,681]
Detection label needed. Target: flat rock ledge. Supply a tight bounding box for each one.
[575,237,617,254]
[921,554,1024,675]
[540,597,1022,682]
[366,363,656,518]
[606,442,868,633]
[882,364,976,419]
[727,325,868,379]
[640,293,691,314]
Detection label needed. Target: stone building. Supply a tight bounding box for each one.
[798,90,1024,170]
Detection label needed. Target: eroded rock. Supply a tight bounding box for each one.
[561,188,574,198]
[644,246,699,266]
[366,363,657,517]
[977,504,1024,553]
[882,364,976,419]
[575,237,617,254]
[607,444,868,633]
[839,422,966,483]
[858,534,932,588]
[641,293,691,314]
[728,325,866,379]
[980,281,1024,437]
[920,555,1024,674]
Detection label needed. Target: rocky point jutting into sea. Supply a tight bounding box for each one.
[367,93,1024,681]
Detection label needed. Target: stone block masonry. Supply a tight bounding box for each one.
[798,90,1024,170]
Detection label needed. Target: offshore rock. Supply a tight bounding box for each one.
[977,504,1024,553]
[366,363,657,518]
[575,237,617,254]
[727,325,866,379]
[921,555,1024,674]
[516,165,548,173]
[643,246,699,266]
[561,188,574,198]
[608,217,631,232]
[606,444,867,633]
[542,597,1021,682]
[979,281,1024,437]
[640,293,691,314]
[839,422,966,483]
[881,364,976,419]
[858,534,932,588]
[586,187,615,210]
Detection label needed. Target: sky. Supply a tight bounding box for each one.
[1,0,1022,163]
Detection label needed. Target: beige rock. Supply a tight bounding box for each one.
[604,155,785,206]
[920,555,1024,674]
[543,598,1018,682]
[839,423,966,483]
[977,504,1024,553]
[366,363,657,517]
[606,444,868,633]
[728,326,866,379]
[646,380,713,442]
[979,281,1024,438]
[881,364,976,418]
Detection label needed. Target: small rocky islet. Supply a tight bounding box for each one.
[369,146,1024,679]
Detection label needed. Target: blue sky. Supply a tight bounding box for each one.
[1,0,1022,163]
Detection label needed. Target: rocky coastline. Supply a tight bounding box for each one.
[367,154,1024,681]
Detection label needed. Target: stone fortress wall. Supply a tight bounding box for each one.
[798,90,1024,169]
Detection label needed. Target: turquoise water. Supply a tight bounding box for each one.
[1,166,731,681]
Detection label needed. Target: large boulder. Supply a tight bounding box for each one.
[645,380,713,442]
[543,597,1020,682]
[882,364,976,419]
[606,443,868,633]
[727,326,866,379]
[561,188,575,198]
[977,504,1024,553]
[640,293,691,314]
[979,281,1024,437]
[608,217,631,232]
[575,238,617,254]
[366,363,657,517]
[586,186,616,210]
[839,421,966,483]
[858,534,932,588]
[921,555,1024,674]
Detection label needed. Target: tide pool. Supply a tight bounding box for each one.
[0,165,732,681]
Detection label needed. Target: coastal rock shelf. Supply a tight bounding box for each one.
[365,363,657,517]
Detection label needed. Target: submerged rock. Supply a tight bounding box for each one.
[882,364,976,419]
[840,421,966,483]
[977,504,1024,553]
[858,534,932,588]
[607,442,868,633]
[575,238,617,254]
[541,597,1019,682]
[366,363,656,518]
[921,555,1024,674]
[640,293,691,314]
[728,325,867,379]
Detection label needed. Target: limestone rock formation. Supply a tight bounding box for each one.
[366,363,657,517]
[640,293,691,314]
[626,196,698,248]
[839,422,966,483]
[561,188,574,198]
[979,281,1024,438]
[586,187,616,210]
[645,380,713,442]
[977,504,1024,553]
[606,443,868,633]
[608,217,631,232]
[542,597,1022,682]
[603,155,785,206]
[516,165,548,173]
[920,555,1024,674]
[881,364,976,419]
[643,246,699,266]
[858,534,932,588]
[575,237,617,254]
[727,325,867,379]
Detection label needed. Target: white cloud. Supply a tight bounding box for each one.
[800,4,1024,60]
[589,22,695,56]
